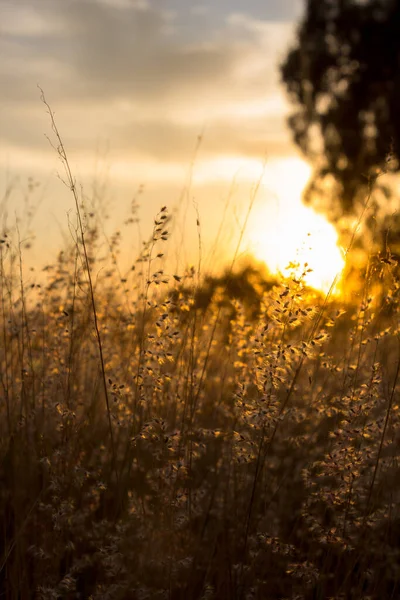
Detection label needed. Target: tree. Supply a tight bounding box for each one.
[281,0,400,225]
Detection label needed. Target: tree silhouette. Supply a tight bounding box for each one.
[281,0,400,225]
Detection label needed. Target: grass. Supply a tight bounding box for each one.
[1,108,400,599]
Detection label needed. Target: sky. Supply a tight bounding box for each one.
[0,0,345,289]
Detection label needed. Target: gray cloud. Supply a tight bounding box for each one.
[166,0,303,24]
[2,0,240,102]
[109,114,290,161]
[0,0,298,170]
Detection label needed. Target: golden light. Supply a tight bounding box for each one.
[247,158,345,295]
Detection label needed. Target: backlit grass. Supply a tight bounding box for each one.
[1,108,400,600]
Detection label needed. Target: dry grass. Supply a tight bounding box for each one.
[1,111,400,600]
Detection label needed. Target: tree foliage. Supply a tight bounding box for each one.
[281,0,400,217]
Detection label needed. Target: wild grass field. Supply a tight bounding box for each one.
[1,113,400,600]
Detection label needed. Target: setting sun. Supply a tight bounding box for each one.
[247,159,345,294]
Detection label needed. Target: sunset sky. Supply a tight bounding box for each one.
[0,0,345,290]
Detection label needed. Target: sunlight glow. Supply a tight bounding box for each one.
[248,159,345,294]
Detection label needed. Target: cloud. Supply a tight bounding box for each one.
[0,0,298,175]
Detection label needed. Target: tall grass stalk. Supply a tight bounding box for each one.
[39,88,117,481]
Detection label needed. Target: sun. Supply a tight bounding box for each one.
[250,208,345,294]
[247,158,345,294]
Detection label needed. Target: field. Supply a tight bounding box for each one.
[1,127,400,600]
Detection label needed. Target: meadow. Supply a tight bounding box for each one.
[1,112,400,600]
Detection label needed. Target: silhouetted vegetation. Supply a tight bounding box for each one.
[2,78,400,600]
[281,0,400,256]
[1,168,400,599]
